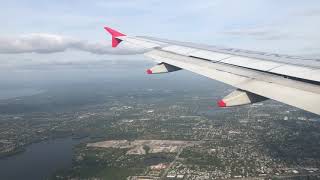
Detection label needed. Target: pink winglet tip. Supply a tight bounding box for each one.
[104,26,126,37]
[146,69,153,74]
[104,26,126,48]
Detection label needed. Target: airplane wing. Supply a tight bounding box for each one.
[104,27,320,115]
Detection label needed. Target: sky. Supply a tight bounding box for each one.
[1,0,320,69]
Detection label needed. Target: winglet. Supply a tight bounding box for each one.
[104,26,126,48]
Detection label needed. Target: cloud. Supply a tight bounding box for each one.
[296,9,320,17]
[223,28,270,36]
[0,33,144,55]
[222,27,293,40]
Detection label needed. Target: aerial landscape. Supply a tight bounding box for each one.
[0,60,319,180]
[1,0,320,180]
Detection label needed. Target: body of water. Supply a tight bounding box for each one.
[0,138,80,180]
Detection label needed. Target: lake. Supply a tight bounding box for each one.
[0,138,80,180]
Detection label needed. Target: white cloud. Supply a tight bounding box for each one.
[0,33,144,55]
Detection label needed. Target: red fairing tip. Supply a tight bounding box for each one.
[146,69,153,74]
[217,100,226,107]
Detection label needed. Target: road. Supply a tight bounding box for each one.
[160,147,183,179]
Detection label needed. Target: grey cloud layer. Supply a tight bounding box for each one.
[0,34,143,55]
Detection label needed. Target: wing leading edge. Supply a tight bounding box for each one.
[104,27,320,115]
